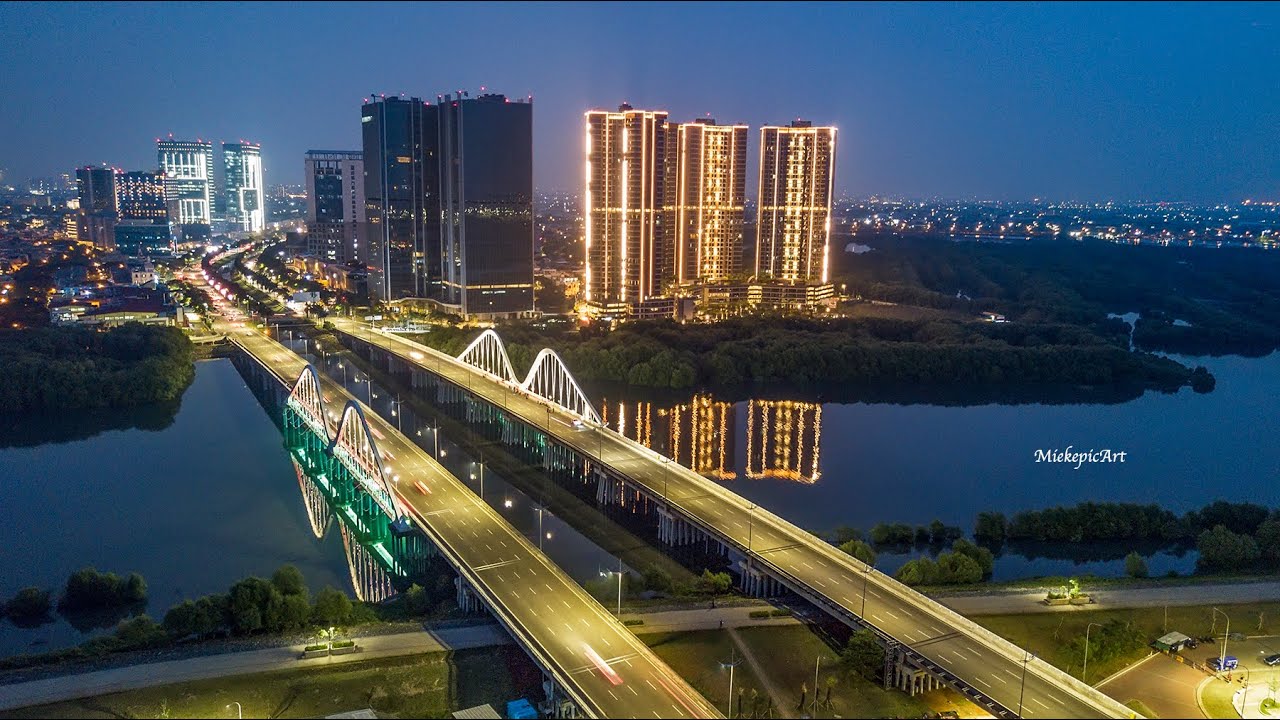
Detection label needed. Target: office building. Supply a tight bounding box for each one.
[157,138,214,242]
[223,142,265,233]
[584,104,676,317]
[674,119,748,283]
[115,171,172,256]
[755,120,836,284]
[361,95,439,302]
[75,165,118,250]
[304,150,364,263]
[438,93,534,318]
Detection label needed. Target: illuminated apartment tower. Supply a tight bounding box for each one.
[674,119,748,283]
[157,138,214,242]
[584,104,675,316]
[755,120,836,284]
[223,142,265,233]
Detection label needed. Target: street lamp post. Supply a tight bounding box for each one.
[721,649,741,719]
[390,396,403,433]
[1018,650,1036,717]
[1240,665,1253,716]
[615,556,623,616]
[861,562,873,619]
[227,701,242,719]
[1082,622,1103,683]
[1213,607,1231,672]
[537,506,544,551]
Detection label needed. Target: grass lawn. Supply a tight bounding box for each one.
[733,625,936,719]
[971,601,1280,684]
[644,630,764,716]
[0,647,537,720]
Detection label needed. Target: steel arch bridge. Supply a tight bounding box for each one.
[283,364,433,600]
[457,329,602,423]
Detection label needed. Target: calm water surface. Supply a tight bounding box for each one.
[2,349,1276,656]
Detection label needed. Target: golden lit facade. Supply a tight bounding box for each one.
[756,121,836,284]
[675,120,748,283]
[584,104,675,311]
[746,399,822,484]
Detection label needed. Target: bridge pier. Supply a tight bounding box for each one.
[736,559,783,598]
[540,678,583,719]
[454,576,484,614]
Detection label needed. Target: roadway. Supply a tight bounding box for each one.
[331,317,1136,719]
[194,276,720,719]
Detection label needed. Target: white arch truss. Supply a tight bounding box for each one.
[286,363,326,434]
[332,401,402,521]
[454,330,602,423]
[522,348,602,423]
[458,329,518,383]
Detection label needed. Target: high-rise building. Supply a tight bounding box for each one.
[157,138,214,242]
[361,96,440,302]
[755,120,836,284]
[223,142,265,233]
[115,171,172,256]
[304,151,365,263]
[75,165,118,249]
[438,93,534,318]
[584,104,676,317]
[674,118,748,284]
[76,166,117,214]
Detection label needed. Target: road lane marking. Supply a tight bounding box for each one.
[992,673,1008,684]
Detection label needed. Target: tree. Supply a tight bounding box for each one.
[5,587,52,621]
[1124,551,1149,578]
[951,539,995,577]
[1256,513,1280,568]
[312,586,353,626]
[228,577,277,634]
[114,615,167,649]
[974,512,1008,542]
[838,539,877,566]
[936,551,983,584]
[1196,525,1261,571]
[271,565,307,598]
[123,573,148,603]
[163,600,198,638]
[841,629,883,681]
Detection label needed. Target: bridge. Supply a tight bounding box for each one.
[330,317,1137,720]
[199,278,719,719]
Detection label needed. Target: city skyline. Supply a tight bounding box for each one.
[3,2,1278,203]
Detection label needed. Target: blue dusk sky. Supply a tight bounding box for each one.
[1,1,1277,202]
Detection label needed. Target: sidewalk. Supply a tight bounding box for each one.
[934,581,1280,616]
[0,605,796,711]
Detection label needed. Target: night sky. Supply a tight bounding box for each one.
[2,1,1277,202]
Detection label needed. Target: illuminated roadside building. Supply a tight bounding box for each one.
[304,150,364,263]
[157,138,215,243]
[223,142,265,233]
[114,171,172,256]
[438,93,535,319]
[361,95,440,302]
[674,119,748,284]
[746,399,823,484]
[584,104,677,319]
[755,120,836,304]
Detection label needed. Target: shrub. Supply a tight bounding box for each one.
[5,587,52,621]
[1124,551,1149,578]
[838,540,877,566]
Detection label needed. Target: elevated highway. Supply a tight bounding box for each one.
[332,317,1136,720]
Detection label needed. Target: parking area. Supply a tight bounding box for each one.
[1099,653,1209,719]
[1194,636,1280,719]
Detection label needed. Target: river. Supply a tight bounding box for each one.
[2,349,1276,657]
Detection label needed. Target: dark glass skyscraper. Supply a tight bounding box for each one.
[361,96,439,302]
[305,151,364,263]
[115,171,172,256]
[438,93,534,317]
[75,165,118,250]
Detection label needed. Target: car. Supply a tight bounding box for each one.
[1265,654,1280,667]
[1207,656,1239,672]
[572,419,586,430]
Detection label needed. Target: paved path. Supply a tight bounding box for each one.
[0,606,798,712]
[935,581,1280,616]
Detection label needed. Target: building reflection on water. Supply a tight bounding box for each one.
[599,395,822,484]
